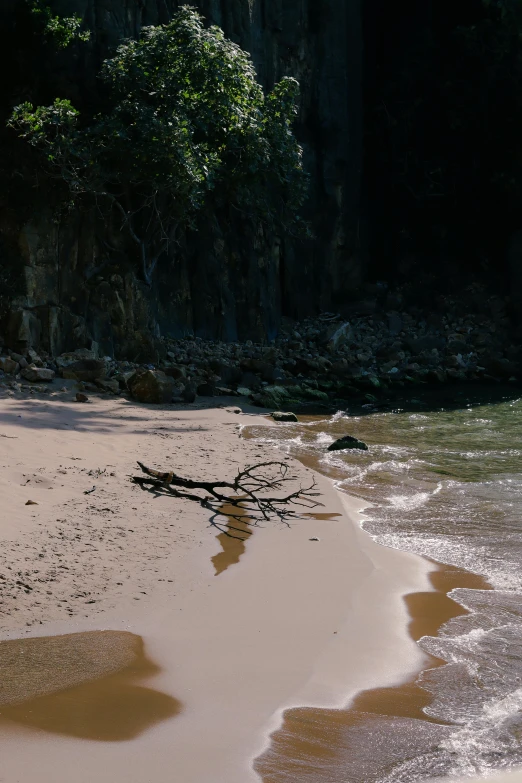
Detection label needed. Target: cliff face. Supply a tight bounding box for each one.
[0,0,364,358]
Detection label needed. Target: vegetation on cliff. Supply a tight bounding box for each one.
[9,6,307,285]
[27,0,90,48]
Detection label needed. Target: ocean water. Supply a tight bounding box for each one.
[246,391,522,781]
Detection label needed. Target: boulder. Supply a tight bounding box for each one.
[427,368,447,383]
[293,357,321,374]
[216,386,239,396]
[21,365,55,382]
[0,357,19,374]
[251,385,291,409]
[210,361,243,386]
[331,359,350,377]
[181,381,197,403]
[94,378,120,394]
[240,371,262,391]
[271,411,298,422]
[27,349,43,367]
[56,349,98,369]
[326,322,353,351]
[482,357,519,379]
[197,381,216,396]
[327,435,368,452]
[357,374,381,389]
[128,370,175,404]
[448,339,470,354]
[163,365,186,380]
[388,313,403,336]
[446,369,468,381]
[297,386,330,402]
[406,336,446,354]
[240,358,275,383]
[62,359,107,382]
[9,352,28,369]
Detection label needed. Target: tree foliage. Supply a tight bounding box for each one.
[28,0,90,48]
[9,6,307,283]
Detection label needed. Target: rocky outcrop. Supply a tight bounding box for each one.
[0,0,364,357]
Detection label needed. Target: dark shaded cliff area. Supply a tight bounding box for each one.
[0,0,520,359]
[363,0,522,305]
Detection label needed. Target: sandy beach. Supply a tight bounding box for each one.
[0,385,447,783]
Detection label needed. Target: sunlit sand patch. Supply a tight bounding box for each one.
[0,630,181,741]
[211,507,341,576]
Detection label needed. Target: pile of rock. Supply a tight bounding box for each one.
[0,285,520,408]
[149,292,520,407]
[0,349,56,386]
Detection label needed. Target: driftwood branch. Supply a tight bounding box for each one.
[132,461,322,537]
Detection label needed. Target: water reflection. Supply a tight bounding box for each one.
[212,505,254,576]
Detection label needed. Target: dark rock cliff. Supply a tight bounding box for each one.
[0,0,364,358]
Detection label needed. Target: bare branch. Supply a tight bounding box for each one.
[132,461,322,532]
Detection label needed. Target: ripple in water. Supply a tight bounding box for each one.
[247,394,522,781]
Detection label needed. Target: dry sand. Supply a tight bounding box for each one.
[0,385,444,783]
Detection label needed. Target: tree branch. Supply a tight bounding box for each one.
[132,460,322,534]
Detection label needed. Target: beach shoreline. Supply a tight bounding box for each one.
[0,390,449,783]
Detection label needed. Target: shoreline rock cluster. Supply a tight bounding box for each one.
[0,291,520,408]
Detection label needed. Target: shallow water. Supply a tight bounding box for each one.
[0,631,181,741]
[247,393,522,781]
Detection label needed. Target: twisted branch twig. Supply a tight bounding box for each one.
[132,461,322,537]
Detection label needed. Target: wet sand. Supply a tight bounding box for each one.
[244,419,498,782]
[0,631,180,740]
[211,503,252,576]
[255,561,492,782]
[0,393,452,783]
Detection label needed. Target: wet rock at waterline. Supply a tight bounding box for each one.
[328,435,368,452]
[271,411,298,422]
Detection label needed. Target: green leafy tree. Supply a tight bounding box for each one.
[9,6,307,284]
[28,0,90,48]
